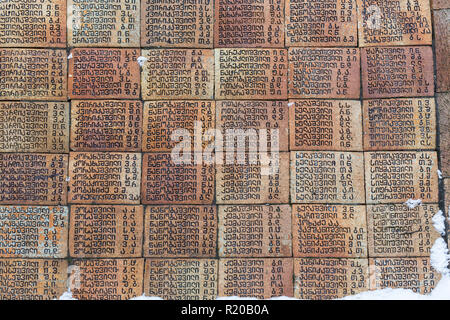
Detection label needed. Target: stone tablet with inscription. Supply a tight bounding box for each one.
[0,154,68,205]
[141,49,214,100]
[145,259,218,300]
[433,0,450,9]
[71,259,144,300]
[219,258,293,298]
[361,46,434,99]
[0,49,67,101]
[292,204,367,258]
[215,49,287,100]
[437,93,450,177]
[286,0,357,47]
[215,0,284,48]
[218,205,292,257]
[71,100,142,151]
[434,9,450,92]
[288,48,360,99]
[144,205,217,258]
[0,259,67,300]
[68,48,140,99]
[291,151,365,204]
[70,205,143,258]
[68,0,139,47]
[364,151,439,204]
[289,100,362,151]
[363,98,436,151]
[367,204,440,258]
[0,206,68,258]
[0,101,69,153]
[357,0,432,47]
[294,258,369,299]
[68,152,141,204]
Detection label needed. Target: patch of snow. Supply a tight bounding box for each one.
[437,170,443,179]
[137,56,148,67]
[57,291,76,300]
[287,102,295,107]
[404,198,422,209]
[129,295,164,300]
[67,53,73,59]
[430,238,450,276]
[432,210,446,235]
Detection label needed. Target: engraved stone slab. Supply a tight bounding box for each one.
[294,258,369,299]
[363,98,436,151]
[0,101,69,153]
[68,0,139,47]
[437,93,450,178]
[215,0,284,48]
[71,100,142,151]
[215,49,287,100]
[367,204,440,257]
[216,152,290,204]
[357,0,432,47]
[0,154,68,205]
[142,153,214,204]
[361,46,434,99]
[218,258,293,298]
[292,204,367,258]
[71,259,144,300]
[0,206,68,258]
[68,152,141,204]
[68,48,140,99]
[0,49,67,101]
[286,0,357,47]
[289,100,362,151]
[288,48,360,99]
[291,151,365,204]
[141,0,213,48]
[0,259,67,300]
[142,49,214,100]
[434,9,450,92]
[218,205,292,257]
[433,0,450,9]
[364,151,439,204]
[144,259,218,300]
[143,100,215,152]
[70,205,143,258]
[144,205,217,257]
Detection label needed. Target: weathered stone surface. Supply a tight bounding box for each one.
[215,48,287,100]
[288,48,360,99]
[0,154,68,205]
[434,9,450,92]
[361,46,434,99]
[219,258,293,298]
[71,259,144,300]
[291,151,365,204]
[142,153,214,204]
[68,48,140,99]
[0,49,67,101]
[71,100,142,151]
[68,152,141,204]
[289,100,362,151]
[145,259,218,299]
[363,98,436,151]
[0,259,67,300]
[286,0,357,47]
[70,205,143,258]
[142,49,214,100]
[433,0,450,9]
[218,205,292,257]
[0,206,68,258]
[215,0,284,47]
[216,152,289,204]
[292,204,367,258]
[294,258,369,299]
[445,179,450,215]
[437,93,450,177]
[364,151,439,204]
[0,101,69,153]
[144,205,217,257]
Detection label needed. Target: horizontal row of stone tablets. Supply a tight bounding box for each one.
[0,257,439,300]
[0,47,435,100]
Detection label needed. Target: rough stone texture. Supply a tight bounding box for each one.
[437,93,450,177]
[433,0,450,9]
[434,9,450,92]
[445,179,450,215]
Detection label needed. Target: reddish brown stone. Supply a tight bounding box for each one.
[71,100,142,151]
[437,93,450,178]
[433,0,450,9]
[144,205,217,257]
[219,258,293,298]
[288,48,360,99]
[218,205,292,257]
[434,9,450,92]
[289,100,363,151]
[361,46,434,99]
[70,205,143,258]
[445,179,450,216]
